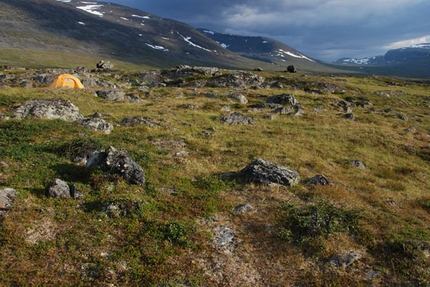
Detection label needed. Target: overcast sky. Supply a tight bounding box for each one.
[102,0,430,61]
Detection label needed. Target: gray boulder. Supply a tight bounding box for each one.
[305,174,330,186]
[228,93,248,104]
[47,178,70,198]
[287,65,297,73]
[13,98,83,121]
[239,158,300,186]
[0,188,17,216]
[96,60,114,70]
[95,89,125,101]
[221,112,254,125]
[86,146,145,185]
[266,94,298,106]
[77,117,113,134]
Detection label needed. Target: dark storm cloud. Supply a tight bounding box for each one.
[102,0,430,61]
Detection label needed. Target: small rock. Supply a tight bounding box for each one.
[351,160,365,169]
[214,226,234,247]
[96,60,114,70]
[228,93,248,104]
[344,113,355,120]
[47,178,71,198]
[0,188,17,215]
[397,114,408,121]
[305,174,330,186]
[77,117,113,134]
[70,184,84,199]
[328,252,362,268]
[366,270,380,280]
[221,112,254,125]
[233,204,253,213]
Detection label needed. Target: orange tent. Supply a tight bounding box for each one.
[50,74,84,89]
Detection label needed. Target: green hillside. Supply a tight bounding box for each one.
[1,66,430,286]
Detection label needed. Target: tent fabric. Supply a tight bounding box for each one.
[50,74,84,89]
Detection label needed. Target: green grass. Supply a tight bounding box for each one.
[1,68,430,286]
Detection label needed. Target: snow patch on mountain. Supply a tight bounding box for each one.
[132,14,151,20]
[339,57,374,65]
[275,49,315,62]
[177,33,214,53]
[410,43,430,49]
[202,30,215,35]
[145,43,169,52]
[76,3,104,17]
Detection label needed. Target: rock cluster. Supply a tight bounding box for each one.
[86,146,146,186]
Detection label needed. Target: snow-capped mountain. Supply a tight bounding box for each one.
[0,0,268,69]
[335,43,430,65]
[198,29,317,67]
[0,0,326,71]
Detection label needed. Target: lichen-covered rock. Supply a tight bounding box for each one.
[229,93,248,104]
[233,204,253,213]
[0,188,17,216]
[221,112,254,125]
[327,252,362,268]
[13,98,83,121]
[266,94,298,106]
[239,158,300,186]
[47,178,70,198]
[86,146,145,185]
[95,89,125,101]
[207,72,265,89]
[77,117,113,134]
[305,174,330,186]
[121,116,159,127]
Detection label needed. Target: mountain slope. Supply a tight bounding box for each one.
[198,28,325,71]
[0,0,274,69]
[334,44,430,78]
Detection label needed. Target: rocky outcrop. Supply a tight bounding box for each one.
[207,72,265,89]
[266,94,298,106]
[13,98,83,121]
[221,112,255,125]
[86,146,145,186]
[239,158,300,186]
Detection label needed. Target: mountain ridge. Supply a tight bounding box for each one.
[335,43,430,65]
[0,0,329,72]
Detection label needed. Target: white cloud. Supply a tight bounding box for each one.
[384,35,430,49]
